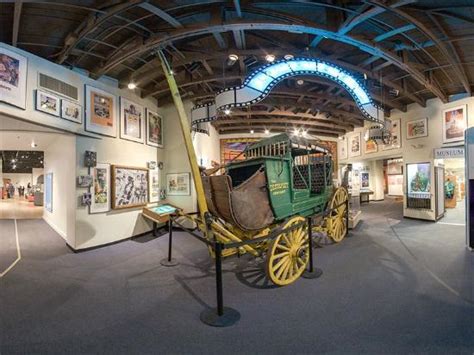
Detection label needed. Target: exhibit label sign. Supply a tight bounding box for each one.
[433,147,464,159]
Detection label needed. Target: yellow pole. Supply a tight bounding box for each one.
[158,51,209,220]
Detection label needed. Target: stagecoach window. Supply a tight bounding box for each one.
[228,164,263,188]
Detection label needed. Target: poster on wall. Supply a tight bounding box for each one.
[220,138,259,165]
[383,118,401,150]
[85,85,117,137]
[111,165,148,209]
[44,173,53,212]
[61,99,82,124]
[90,163,110,214]
[361,172,369,188]
[120,97,144,143]
[407,118,428,139]
[406,162,431,199]
[365,138,378,154]
[149,168,160,203]
[442,105,467,144]
[167,173,191,196]
[387,159,403,175]
[348,133,361,157]
[388,175,404,196]
[0,47,27,109]
[338,138,348,160]
[146,109,163,148]
[35,90,60,116]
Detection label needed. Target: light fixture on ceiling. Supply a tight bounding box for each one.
[264,129,270,134]
[11,159,15,163]
[292,128,299,136]
[302,130,307,137]
[296,79,304,86]
[265,54,275,63]
[284,54,294,60]
[169,69,174,75]
[31,141,37,148]
[224,108,231,115]
[12,165,16,169]
[363,73,368,80]
[250,129,254,134]
[127,82,137,90]
[227,54,239,66]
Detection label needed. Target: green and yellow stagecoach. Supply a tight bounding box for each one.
[180,133,349,287]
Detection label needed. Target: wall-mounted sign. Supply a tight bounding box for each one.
[433,147,464,159]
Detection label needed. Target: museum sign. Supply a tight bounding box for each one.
[433,147,465,159]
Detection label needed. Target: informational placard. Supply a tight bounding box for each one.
[433,147,464,160]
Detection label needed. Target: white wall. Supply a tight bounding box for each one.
[32,168,44,185]
[43,134,76,245]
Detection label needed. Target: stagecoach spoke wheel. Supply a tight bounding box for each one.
[266,216,309,286]
[326,187,348,243]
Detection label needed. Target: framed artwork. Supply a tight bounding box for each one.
[338,138,348,160]
[85,85,117,137]
[167,173,191,196]
[387,159,403,175]
[220,138,259,165]
[111,165,148,209]
[146,109,163,148]
[77,175,93,187]
[365,138,378,154]
[61,99,82,124]
[36,90,60,116]
[84,151,97,167]
[149,168,160,203]
[406,162,431,199]
[442,105,467,144]
[90,163,110,214]
[361,172,369,188]
[383,118,401,150]
[0,47,27,109]
[348,133,361,157]
[44,173,53,212]
[82,192,92,206]
[407,118,428,139]
[120,97,144,143]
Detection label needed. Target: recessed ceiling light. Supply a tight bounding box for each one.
[264,129,270,134]
[224,108,231,115]
[250,129,254,134]
[284,54,294,60]
[229,54,239,61]
[127,82,137,90]
[296,79,304,85]
[169,70,174,75]
[302,130,307,137]
[265,54,275,63]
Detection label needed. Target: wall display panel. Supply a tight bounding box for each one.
[35,90,60,116]
[0,47,27,109]
[383,118,401,150]
[85,85,117,137]
[442,105,467,144]
[90,163,110,214]
[406,163,431,209]
[348,133,361,157]
[406,118,428,139]
[146,110,163,148]
[111,165,148,209]
[361,172,369,188]
[166,173,191,196]
[220,138,259,165]
[149,168,160,203]
[338,138,347,160]
[365,138,377,154]
[120,97,144,143]
[44,172,53,212]
[61,99,82,124]
[388,175,404,196]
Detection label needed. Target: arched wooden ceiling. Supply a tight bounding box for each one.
[1,0,474,136]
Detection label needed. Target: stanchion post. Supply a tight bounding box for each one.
[302,216,323,279]
[214,242,224,316]
[346,198,350,236]
[160,218,179,267]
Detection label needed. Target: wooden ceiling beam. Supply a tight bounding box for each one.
[213,117,350,132]
[138,2,182,28]
[12,0,22,47]
[217,126,340,138]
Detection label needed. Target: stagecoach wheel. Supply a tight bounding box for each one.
[266,216,309,286]
[326,187,348,243]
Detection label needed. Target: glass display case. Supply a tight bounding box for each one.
[406,162,431,209]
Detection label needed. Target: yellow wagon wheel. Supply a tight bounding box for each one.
[326,187,348,243]
[266,216,309,286]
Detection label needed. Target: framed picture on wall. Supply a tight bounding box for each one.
[35,90,60,116]
[146,109,164,148]
[44,173,53,212]
[338,138,348,160]
[149,168,160,203]
[61,99,82,124]
[348,133,361,157]
[0,47,28,109]
[442,105,467,144]
[111,165,148,209]
[85,85,117,137]
[120,97,144,143]
[166,173,191,196]
[383,118,401,150]
[361,172,369,188]
[365,138,378,154]
[90,163,110,214]
[407,118,428,139]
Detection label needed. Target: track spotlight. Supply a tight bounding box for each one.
[227,54,239,66]
[250,129,254,134]
[224,108,231,115]
[127,82,137,90]
[284,54,294,60]
[296,79,304,86]
[265,54,275,63]
[264,129,270,134]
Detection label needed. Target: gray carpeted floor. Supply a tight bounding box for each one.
[0,200,473,354]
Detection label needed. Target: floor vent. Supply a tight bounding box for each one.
[38,73,79,101]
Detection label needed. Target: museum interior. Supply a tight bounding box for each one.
[0,1,473,353]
